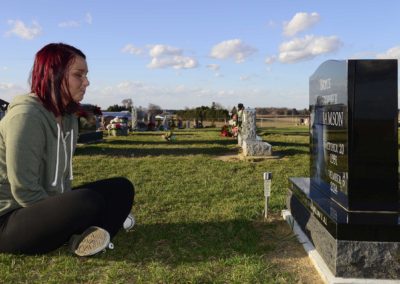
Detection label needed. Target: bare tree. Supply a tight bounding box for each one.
[121,99,133,109]
[211,101,224,110]
[147,103,163,116]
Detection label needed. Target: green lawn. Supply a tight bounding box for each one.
[0,126,320,283]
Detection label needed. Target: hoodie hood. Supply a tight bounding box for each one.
[7,93,60,136]
[7,94,77,187]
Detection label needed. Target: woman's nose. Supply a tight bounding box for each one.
[84,77,90,87]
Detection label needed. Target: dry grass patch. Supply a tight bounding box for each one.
[255,214,323,284]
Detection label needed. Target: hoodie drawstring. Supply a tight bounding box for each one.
[51,124,61,187]
[69,128,74,180]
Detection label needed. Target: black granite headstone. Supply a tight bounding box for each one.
[310,60,398,211]
[287,60,400,279]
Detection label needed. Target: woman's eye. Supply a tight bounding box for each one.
[74,73,87,79]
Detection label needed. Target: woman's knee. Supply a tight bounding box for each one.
[109,177,135,200]
[73,189,106,217]
[76,177,135,207]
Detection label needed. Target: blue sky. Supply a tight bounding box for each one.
[1,0,400,110]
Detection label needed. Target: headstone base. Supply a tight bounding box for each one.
[242,140,272,156]
[77,131,104,144]
[282,210,400,284]
[287,177,400,279]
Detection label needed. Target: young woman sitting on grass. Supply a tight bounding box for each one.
[0,43,134,256]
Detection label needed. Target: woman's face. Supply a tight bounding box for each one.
[65,56,89,103]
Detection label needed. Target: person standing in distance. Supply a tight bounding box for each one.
[237,103,245,128]
[0,43,134,256]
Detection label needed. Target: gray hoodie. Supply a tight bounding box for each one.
[0,93,78,217]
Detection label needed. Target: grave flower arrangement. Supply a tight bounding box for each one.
[220,125,232,137]
[106,116,128,136]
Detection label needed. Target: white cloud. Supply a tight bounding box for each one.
[278,35,342,63]
[206,64,222,77]
[376,46,400,59]
[283,12,320,37]
[206,64,220,71]
[58,13,93,28]
[0,82,29,103]
[121,44,143,55]
[6,20,42,40]
[0,66,9,71]
[349,51,377,59]
[58,21,80,28]
[146,44,198,69]
[149,44,182,57]
[148,56,197,69]
[116,81,145,94]
[210,39,257,63]
[174,84,186,92]
[240,75,251,81]
[0,83,14,90]
[265,56,276,65]
[122,43,198,69]
[85,13,93,24]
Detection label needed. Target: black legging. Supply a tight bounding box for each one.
[0,177,134,255]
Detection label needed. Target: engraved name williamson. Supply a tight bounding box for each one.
[322,111,344,127]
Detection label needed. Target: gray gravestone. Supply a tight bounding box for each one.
[131,106,137,130]
[239,109,257,143]
[239,109,272,156]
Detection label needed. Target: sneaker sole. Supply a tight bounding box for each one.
[123,213,135,230]
[74,227,110,257]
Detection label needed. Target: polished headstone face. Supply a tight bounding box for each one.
[310,60,349,206]
[309,60,398,212]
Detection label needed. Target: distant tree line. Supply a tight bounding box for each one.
[106,104,130,112]
[176,102,229,123]
[105,99,310,119]
[256,107,310,116]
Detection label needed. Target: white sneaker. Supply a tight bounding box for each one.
[123,213,135,231]
[69,226,110,257]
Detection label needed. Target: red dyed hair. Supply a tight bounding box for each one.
[30,43,86,116]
